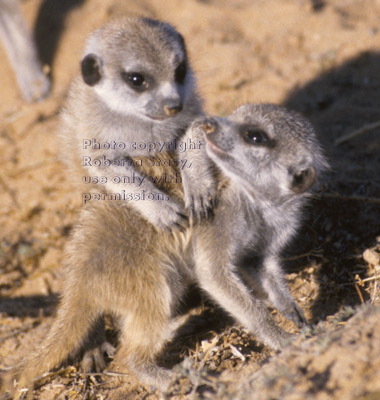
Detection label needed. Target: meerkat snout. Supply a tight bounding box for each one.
[200,118,232,157]
[201,119,217,134]
[164,101,183,116]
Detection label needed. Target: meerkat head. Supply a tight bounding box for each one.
[80,18,196,121]
[197,104,328,202]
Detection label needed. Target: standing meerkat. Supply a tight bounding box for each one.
[1,16,204,398]
[0,0,51,101]
[2,104,327,398]
[59,17,204,230]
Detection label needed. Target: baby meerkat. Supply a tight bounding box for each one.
[2,104,327,398]
[1,17,201,398]
[60,17,203,230]
[181,104,328,346]
[0,0,51,101]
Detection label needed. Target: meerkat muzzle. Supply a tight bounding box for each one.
[164,104,182,116]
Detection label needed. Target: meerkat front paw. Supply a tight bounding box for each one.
[281,301,308,328]
[183,178,217,222]
[181,118,219,222]
[268,291,308,328]
[141,198,188,231]
[289,303,308,327]
[277,330,296,349]
[260,325,295,351]
[160,201,189,231]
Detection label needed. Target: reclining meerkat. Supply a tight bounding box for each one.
[180,104,328,337]
[2,104,327,398]
[0,0,51,101]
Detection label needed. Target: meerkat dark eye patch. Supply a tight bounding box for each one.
[81,54,102,86]
[241,127,270,146]
[121,72,149,92]
[175,61,187,84]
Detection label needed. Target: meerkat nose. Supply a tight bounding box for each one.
[164,103,183,116]
[201,120,217,135]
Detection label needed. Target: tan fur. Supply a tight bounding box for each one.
[2,157,196,398]
[1,103,327,397]
[1,17,204,398]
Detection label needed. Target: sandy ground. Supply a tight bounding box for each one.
[1,0,380,399]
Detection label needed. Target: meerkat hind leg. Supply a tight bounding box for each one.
[14,289,100,396]
[194,241,293,350]
[112,287,178,391]
[259,256,308,327]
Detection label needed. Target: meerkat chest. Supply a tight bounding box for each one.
[228,199,283,258]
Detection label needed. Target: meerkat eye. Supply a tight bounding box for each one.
[243,128,269,145]
[121,72,148,91]
[174,61,187,84]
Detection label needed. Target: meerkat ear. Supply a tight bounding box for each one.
[81,54,102,86]
[290,167,316,194]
